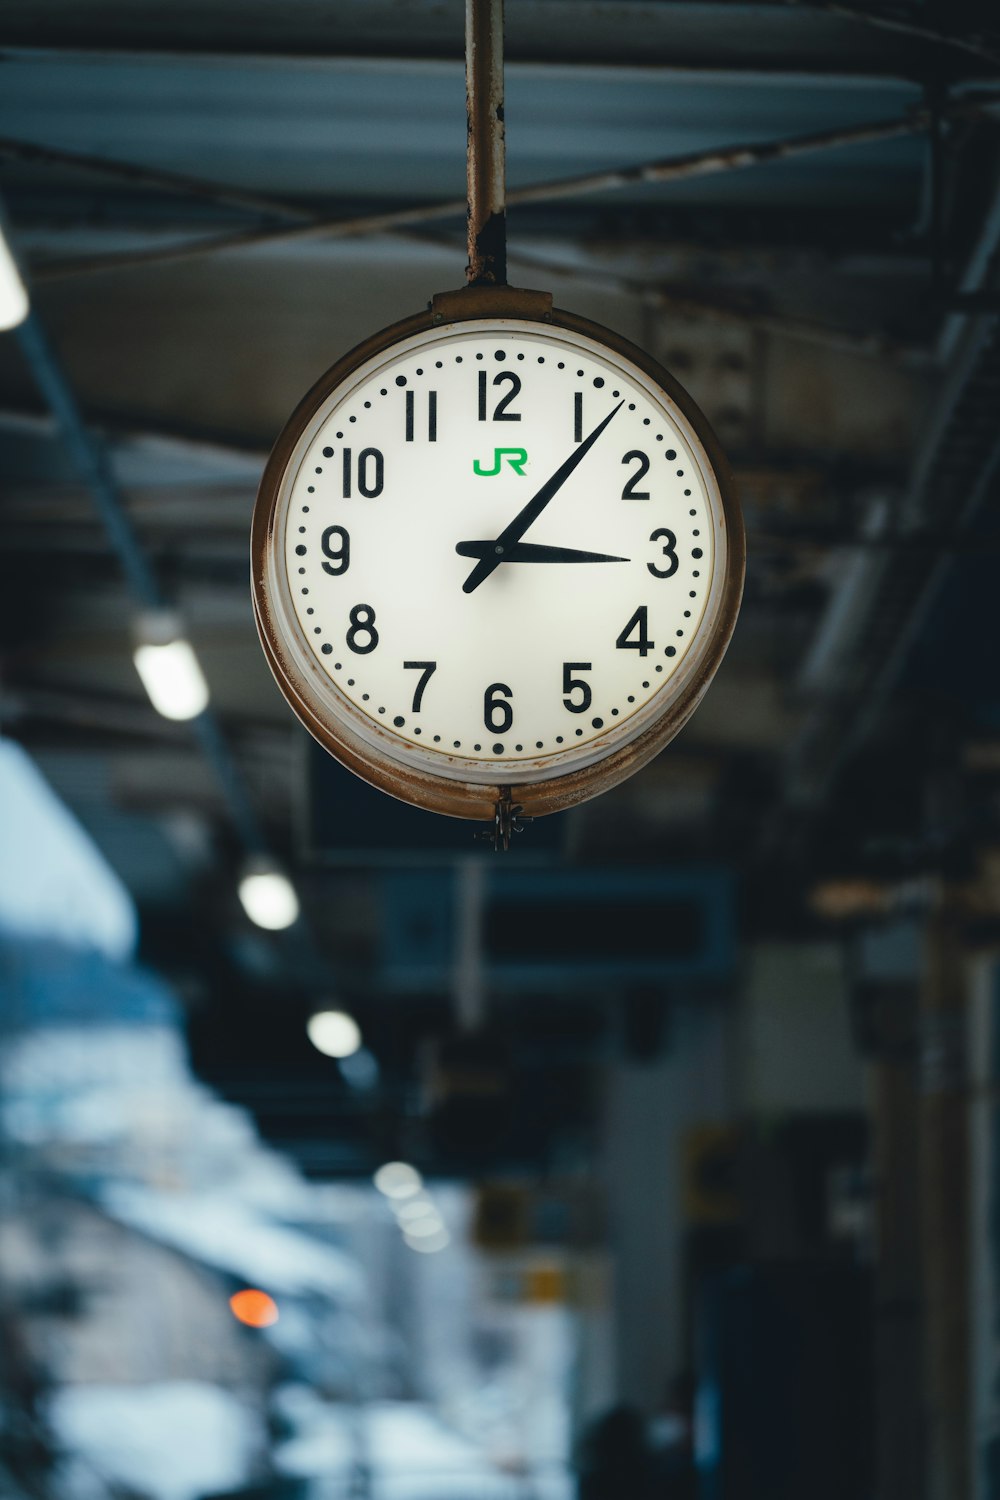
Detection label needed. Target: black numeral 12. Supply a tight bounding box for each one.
[479,371,522,422]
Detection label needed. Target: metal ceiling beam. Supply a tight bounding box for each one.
[0,122,932,360]
[0,135,311,224]
[0,403,268,464]
[776,0,1000,69]
[2,190,933,360]
[1,0,994,78]
[32,100,1000,286]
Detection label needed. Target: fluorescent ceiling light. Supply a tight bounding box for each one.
[0,221,28,332]
[238,859,300,931]
[133,639,209,721]
[307,1009,362,1059]
[373,1161,423,1199]
[133,612,209,721]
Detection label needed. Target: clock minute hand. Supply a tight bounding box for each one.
[456,541,629,565]
[461,400,625,595]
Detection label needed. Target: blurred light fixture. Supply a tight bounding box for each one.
[307,1008,362,1059]
[373,1161,423,1199]
[229,1288,279,1327]
[401,1213,445,1238]
[394,1197,436,1224]
[404,1226,450,1254]
[338,1047,379,1092]
[0,219,28,331]
[238,857,300,931]
[133,611,210,721]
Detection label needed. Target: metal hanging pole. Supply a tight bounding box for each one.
[465,0,507,287]
[927,83,947,300]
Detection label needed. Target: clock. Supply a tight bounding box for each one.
[251,286,744,826]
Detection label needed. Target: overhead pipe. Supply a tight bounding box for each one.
[14,308,270,858]
[31,94,1000,285]
[16,313,162,609]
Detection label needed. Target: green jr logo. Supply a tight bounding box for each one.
[473,447,528,477]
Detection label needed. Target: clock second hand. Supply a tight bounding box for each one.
[460,400,625,594]
[456,540,629,565]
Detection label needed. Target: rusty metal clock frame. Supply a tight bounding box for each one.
[251,282,744,823]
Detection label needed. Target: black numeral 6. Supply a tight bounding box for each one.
[484,682,514,733]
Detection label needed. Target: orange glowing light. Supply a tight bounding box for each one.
[229,1289,279,1328]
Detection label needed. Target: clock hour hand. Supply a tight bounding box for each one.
[456,540,629,565]
[462,400,625,595]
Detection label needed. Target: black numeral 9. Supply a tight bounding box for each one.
[321,525,350,575]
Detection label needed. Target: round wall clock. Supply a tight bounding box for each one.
[251,285,744,829]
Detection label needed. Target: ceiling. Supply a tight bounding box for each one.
[2,0,999,1172]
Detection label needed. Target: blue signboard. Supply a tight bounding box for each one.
[382,867,734,990]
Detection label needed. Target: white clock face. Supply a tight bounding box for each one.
[266,318,729,787]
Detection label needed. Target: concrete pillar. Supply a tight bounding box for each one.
[921,910,970,1500]
[869,979,926,1500]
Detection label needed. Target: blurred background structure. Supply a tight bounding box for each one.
[1,3,1000,1497]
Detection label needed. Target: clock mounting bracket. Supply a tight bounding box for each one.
[431,285,553,324]
[477,787,532,853]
